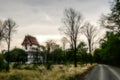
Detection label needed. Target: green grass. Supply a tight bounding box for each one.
[0,64,95,80]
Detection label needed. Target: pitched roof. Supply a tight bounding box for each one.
[21,35,40,47]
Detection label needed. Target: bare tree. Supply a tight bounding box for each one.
[4,18,17,71]
[61,37,68,50]
[45,39,59,64]
[0,20,6,43]
[81,22,97,54]
[46,40,59,52]
[60,8,83,67]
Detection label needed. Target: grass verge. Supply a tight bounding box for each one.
[0,64,95,80]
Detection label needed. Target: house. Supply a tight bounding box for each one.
[22,35,40,51]
[21,35,43,64]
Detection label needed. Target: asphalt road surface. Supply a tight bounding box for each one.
[85,64,120,80]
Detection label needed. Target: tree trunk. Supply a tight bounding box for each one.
[74,41,77,67]
[88,39,91,54]
[7,32,11,71]
[6,38,10,71]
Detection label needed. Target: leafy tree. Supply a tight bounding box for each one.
[94,32,120,65]
[77,42,93,64]
[101,0,120,33]
[77,42,87,64]
[77,42,86,58]
[60,8,83,67]
[5,48,27,64]
[45,40,59,64]
[98,0,120,66]
[77,41,87,54]
[65,49,74,63]
[93,49,102,63]
[51,48,64,64]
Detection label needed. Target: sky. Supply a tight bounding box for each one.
[0,0,112,50]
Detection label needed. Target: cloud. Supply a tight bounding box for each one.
[0,0,111,49]
[0,0,110,26]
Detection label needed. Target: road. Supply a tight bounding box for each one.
[85,64,120,80]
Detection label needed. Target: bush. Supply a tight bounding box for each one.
[13,62,21,69]
[7,74,22,80]
[24,65,34,70]
[23,66,31,70]
[45,61,52,70]
[23,64,38,70]
[4,48,27,63]
[0,54,7,71]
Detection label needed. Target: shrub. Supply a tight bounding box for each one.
[7,74,22,80]
[45,61,52,70]
[13,62,21,69]
[4,48,27,63]
[0,54,7,71]
[23,64,38,70]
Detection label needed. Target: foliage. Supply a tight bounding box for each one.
[46,42,93,65]
[12,64,38,70]
[101,0,120,33]
[13,62,21,69]
[51,48,64,64]
[93,49,102,63]
[47,48,65,64]
[7,74,22,80]
[94,32,120,66]
[77,41,93,64]
[0,54,8,71]
[45,61,53,70]
[0,64,94,80]
[108,0,120,33]
[4,48,27,63]
[77,41,87,54]
[65,49,74,63]
[96,0,120,66]
[23,64,38,70]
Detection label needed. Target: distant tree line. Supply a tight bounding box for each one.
[45,40,93,65]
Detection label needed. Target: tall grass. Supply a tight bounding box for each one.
[0,64,95,80]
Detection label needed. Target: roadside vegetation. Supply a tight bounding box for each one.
[0,0,120,80]
[93,0,120,66]
[0,64,95,80]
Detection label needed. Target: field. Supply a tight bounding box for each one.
[0,64,95,80]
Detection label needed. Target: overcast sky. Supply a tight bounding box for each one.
[0,0,112,50]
